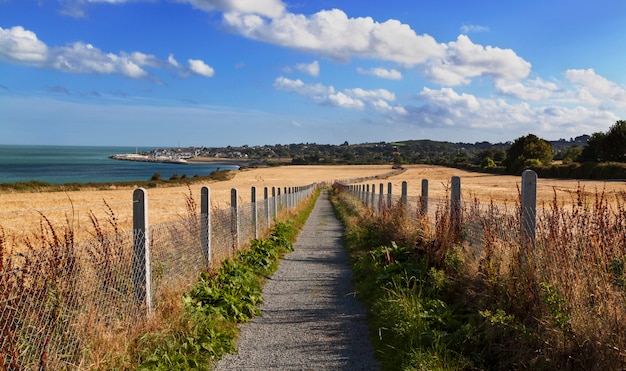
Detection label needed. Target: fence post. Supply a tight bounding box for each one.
[420,179,428,215]
[272,187,277,219]
[133,188,152,316]
[521,170,537,249]
[251,186,258,239]
[378,183,384,214]
[371,183,376,213]
[387,182,392,208]
[401,181,408,210]
[450,176,461,237]
[365,184,370,207]
[231,188,239,255]
[264,187,270,229]
[200,186,211,269]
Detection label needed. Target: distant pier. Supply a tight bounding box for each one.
[109,153,188,164]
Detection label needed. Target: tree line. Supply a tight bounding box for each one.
[186,120,626,179]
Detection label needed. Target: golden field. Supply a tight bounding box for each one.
[1,164,624,242]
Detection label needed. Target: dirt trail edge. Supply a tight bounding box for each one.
[215,190,380,370]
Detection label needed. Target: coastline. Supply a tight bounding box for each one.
[109,153,188,164]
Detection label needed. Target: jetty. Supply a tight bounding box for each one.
[109,153,188,164]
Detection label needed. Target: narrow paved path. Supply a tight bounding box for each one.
[215,190,379,370]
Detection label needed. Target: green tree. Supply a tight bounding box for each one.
[503,134,553,173]
[580,120,626,162]
[562,145,582,164]
[604,120,626,162]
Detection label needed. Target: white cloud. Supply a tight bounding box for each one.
[295,60,320,77]
[494,78,558,101]
[273,76,334,96]
[273,76,406,114]
[460,24,490,34]
[188,59,215,77]
[224,10,531,87]
[356,67,402,80]
[325,92,365,110]
[422,35,531,85]
[223,8,445,65]
[565,68,626,108]
[406,86,619,136]
[345,87,395,102]
[0,25,213,81]
[182,0,285,18]
[50,42,149,78]
[168,54,181,68]
[0,26,48,64]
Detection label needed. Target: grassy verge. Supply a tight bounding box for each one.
[0,170,237,193]
[331,183,626,370]
[102,188,319,370]
[330,187,542,370]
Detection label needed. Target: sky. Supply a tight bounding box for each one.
[1,0,626,147]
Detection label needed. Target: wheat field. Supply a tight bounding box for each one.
[1,164,624,243]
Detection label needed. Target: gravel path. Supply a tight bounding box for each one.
[215,190,379,370]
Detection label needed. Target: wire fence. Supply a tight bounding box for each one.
[0,182,319,370]
[342,172,626,357]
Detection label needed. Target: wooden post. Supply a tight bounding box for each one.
[133,188,152,315]
[387,182,392,208]
[231,188,239,254]
[420,179,428,215]
[365,184,370,207]
[371,183,376,213]
[251,186,258,239]
[450,176,461,238]
[521,170,537,249]
[200,186,211,269]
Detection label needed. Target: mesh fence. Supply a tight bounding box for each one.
[344,180,626,342]
[0,183,317,370]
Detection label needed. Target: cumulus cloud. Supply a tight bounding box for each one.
[188,59,215,77]
[0,26,48,64]
[295,60,320,77]
[356,67,402,80]
[50,42,150,78]
[182,0,285,18]
[273,76,406,114]
[494,78,558,101]
[565,68,626,108]
[223,10,531,87]
[0,25,213,81]
[223,9,445,65]
[422,35,531,85]
[405,86,619,136]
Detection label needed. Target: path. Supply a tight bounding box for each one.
[215,190,379,370]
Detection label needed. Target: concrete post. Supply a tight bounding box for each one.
[201,186,211,269]
[133,188,152,315]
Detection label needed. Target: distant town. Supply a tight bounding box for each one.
[110,136,591,167]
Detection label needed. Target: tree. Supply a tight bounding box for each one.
[580,120,626,162]
[503,134,553,173]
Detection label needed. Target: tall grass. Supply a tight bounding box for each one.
[332,182,626,369]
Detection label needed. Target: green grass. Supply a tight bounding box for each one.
[0,170,237,193]
[329,187,543,370]
[123,188,319,370]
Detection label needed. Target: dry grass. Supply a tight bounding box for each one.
[0,165,394,247]
[362,164,626,206]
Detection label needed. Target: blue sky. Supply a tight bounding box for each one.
[1,0,625,147]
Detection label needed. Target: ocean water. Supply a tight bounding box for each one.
[0,145,237,184]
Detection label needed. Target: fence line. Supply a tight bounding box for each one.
[0,182,318,370]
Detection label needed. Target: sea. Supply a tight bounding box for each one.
[0,145,238,184]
